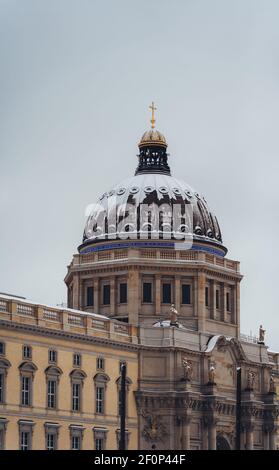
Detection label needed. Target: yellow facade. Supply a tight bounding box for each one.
[0,296,138,450]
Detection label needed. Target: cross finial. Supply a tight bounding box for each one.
[149,101,157,129]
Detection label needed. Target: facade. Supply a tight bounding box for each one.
[0,296,138,450]
[0,108,279,449]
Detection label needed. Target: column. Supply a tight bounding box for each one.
[72,274,79,310]
[180,416,191,450]
[235,281,240,338]
[175,276,181,312]
[245,424,254,450]
[155,275,161,316]
[197,272,206,331]
[210,280,215,320]
[94,279,99,314]
[110,276,116,316]
[208,419,217,450]
[128,270,140,324]
[221,283,226,322]
[269,427,277,450]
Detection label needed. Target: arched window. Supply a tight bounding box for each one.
[69,369,87,412]
[93,373,110,415]
[45,366,63,410]
[18,362,37,407]
[0,358,11,405]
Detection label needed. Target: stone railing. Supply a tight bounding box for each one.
[0,296,138,345]
[240,333,258,344]
[78,248,239,272]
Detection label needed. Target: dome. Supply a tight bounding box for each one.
[139,129,167,148]
[81,172,224,249]
[80,105,226,256]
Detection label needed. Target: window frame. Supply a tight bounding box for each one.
[142,282,152,303]
[102,284,111,305]
[48,349,57,364]
[181,284,191,305]
[119,283,127,304]
[162,282,172,304]
[86,286,94,307]
[22,345,32,360]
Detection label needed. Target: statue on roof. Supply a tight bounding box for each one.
[170,304,179,327]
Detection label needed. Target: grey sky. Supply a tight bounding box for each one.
[1,0,279,349]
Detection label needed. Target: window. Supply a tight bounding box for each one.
[95,438,104,450]
[182,284,191,304]
[119,283,127,304]
[97,357,105,371]
[205,286,209,307]
[0,418,7,450]
[45,423,59,450]
[48,349,57,364]
[46,433,56,450]
[69,425,84,450]
[73,353,81,367]
[143,282,152,303]
[226,292,231,312]
[23,345,32,359]
[72,435,80,450]
[0,374,4,403]
[72,383,81,412]
[47,380,57,409]
[216,289,220,309]
[20,431,30,450]
[86,286,94,307]
[103,285,110,305]
[0,342,5,356]
[21,376,31,406]
[18,420,34,450]
[93,427,107,450]
[96,386,104,414]
[162,283,171,304]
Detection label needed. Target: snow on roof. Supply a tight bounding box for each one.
[0,293,108,320]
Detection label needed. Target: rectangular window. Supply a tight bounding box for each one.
[143,282,152,303]
[47,380,57,409]
[21,376,31,406]
[0,342,5,355]
[103,285,110,305]
[48,349,57,364]
[72,383,80,412]
[119,283,127,304]
[96,386,104,414]
[73,353,81,367]
[23,345,32,359]
[205,286,209,307]
[71,435,80,450]
[216,289,220,309]
[46,433,56,450]
[95,438,103,450]
[97,357,105,371]
[86,286,94,307]
[162,283,171,304]
[226,292,231,312]
[0,374,4,403]
[20,431,30,450]
[182,284,191,304]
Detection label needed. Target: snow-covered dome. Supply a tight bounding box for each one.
[80,122,225,254]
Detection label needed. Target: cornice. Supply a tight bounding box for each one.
[66,261,242,283]
[0,320,139,353]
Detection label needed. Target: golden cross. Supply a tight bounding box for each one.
[149,101,157,129]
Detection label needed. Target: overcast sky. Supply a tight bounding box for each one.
[1,0,279,349]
